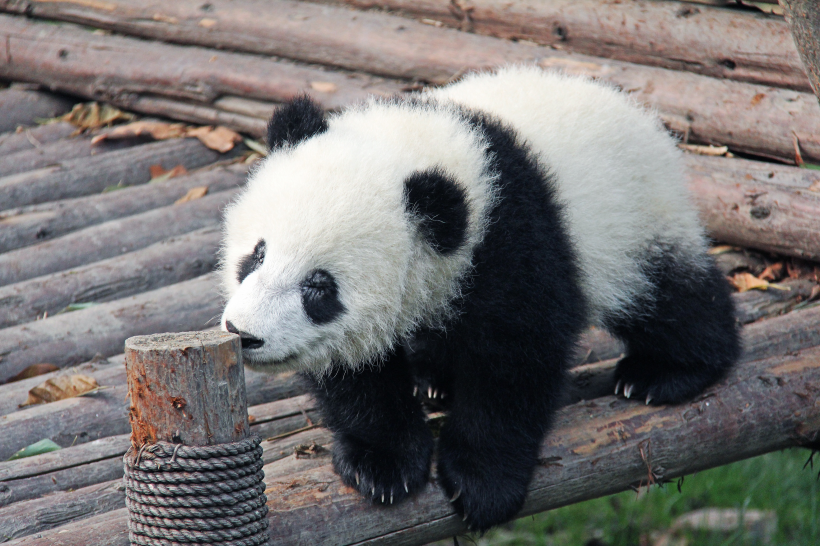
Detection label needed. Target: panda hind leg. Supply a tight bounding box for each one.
[608,253,741,405]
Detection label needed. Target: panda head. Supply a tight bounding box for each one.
[220,96,497,374]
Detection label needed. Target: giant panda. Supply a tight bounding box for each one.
[220,66,740,531]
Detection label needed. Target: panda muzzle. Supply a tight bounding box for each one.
[225,320,264,350]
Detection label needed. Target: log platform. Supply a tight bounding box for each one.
[0,1,819,544]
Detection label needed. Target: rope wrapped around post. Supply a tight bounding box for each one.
[123,331,270,546]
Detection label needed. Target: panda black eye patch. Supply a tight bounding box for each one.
[236,239,266,283]
[301,269,346,324]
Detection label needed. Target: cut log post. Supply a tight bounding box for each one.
[124,331,247,446]
[0,162,246,253]
[0,189,236,287]
[0,121,77,155]
[0,274,223,384]
[0,86,74,132]
[0,137,225,210]
[781,0,820,102]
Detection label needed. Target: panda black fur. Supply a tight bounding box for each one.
[220,67,740,531]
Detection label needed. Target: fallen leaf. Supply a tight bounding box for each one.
[91,121,188,144]
[56,302,100,314]
[149,164,189,184]
[61,102,134,131]
[7,439,61,461]
[186,125,242,153]
[199,17,217,27]
[729,272,770,292]
[707,245,740,256]
[309,81,338,94]
[810,285,820,302]
[175,186,209,205]
[23,374,99,406]
[5,363,59,384]
[243,138,268,156]
[759,262,784,282]
[750,93,766,107]
[679,144,729,156]
[808,179,820,192]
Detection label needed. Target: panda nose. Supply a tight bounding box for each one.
[225,320,265,350]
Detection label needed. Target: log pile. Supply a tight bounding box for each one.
[0,1,819,545]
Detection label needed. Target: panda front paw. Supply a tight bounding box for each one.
[614,354,717,405]
[437,441,530,533]
[332,431,433,505]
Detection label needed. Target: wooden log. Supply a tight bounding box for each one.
[112,95,268,138]
[0,86,74,132]
[0,227,221,328]
[0,134,142,178]
[7,342,820,546]
[1,2,817,163]
[0,137,223,210]
[331,0,808,91]
[0,121,76,155]
[0,15,404,110]
[686,155,820,261]
[0,162,246,253]
[781,0,820,101]
[733,278,818,324]
[0,189,236,287]
[0,273,222,384]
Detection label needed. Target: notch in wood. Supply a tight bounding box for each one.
[125,331,248,448]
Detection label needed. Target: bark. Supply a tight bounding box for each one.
[0,228,220,328]
[0,274,223,384]
[0,162,246,253]
[0,121,76,155]
[0,134,141,178]
[112,95,268,138]
[0,189,237,287]
[781,0,820,101]
[331,0,808,91]
[0,15,404,111]
[685,155,820,260]
[0,137,223,210]
[6,343,820,546]
[732,278,818,325]
[1,3,817,164]
[0,86,74,132]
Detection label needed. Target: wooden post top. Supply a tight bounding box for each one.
[125,330,248,448]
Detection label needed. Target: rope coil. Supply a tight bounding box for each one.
[123,436,269,546]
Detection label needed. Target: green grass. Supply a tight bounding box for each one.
[471,449,819,546]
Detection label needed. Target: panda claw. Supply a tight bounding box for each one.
[433,389,438,398]
[355,472,360,485]
[646,394,653,405]
[440,392,446,399]
[413,385,418,396]
[614,380,622,395]
[381,493,385,503]
[624,383,634,399]
[390,491,394,504]
[371,486,375,496]
[449,488,461,503]
[463,513,468,522]
[404,482,409,493]
[428,386,433,399]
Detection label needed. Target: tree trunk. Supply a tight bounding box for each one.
[780,0,820,101]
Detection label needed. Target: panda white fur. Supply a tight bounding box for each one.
[220,66,740,531]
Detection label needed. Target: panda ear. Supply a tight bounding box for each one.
[404,168,469,255]
[266,95,328,151]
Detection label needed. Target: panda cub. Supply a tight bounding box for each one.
[220,67,740,531]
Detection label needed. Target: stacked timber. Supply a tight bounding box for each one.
[0,1,819,545]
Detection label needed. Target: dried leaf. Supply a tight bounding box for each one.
[91,121,188,144]
[810,285,820,302]
[23,374,99,406]
[309,81,338,94]
[56,302,99,314]
[7,439,61,461]
[186,126,242,153]
[199,17,217,27]
[5,363,59,384]
[707,245,740,256]
[175,186,209,205]
[679,144,729,156]
[808,179,820,192]
[759,263,784,282]
[149,164,189,184]
[61,102,134,131]
[729,272,770,293]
